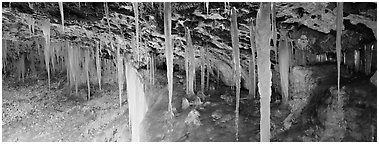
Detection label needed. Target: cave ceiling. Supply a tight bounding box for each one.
[1,2,377,68]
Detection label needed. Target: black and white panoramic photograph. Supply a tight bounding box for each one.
[1,1,377,142]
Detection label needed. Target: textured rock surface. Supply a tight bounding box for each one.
[283,66,316,130]
[2,2,376,81]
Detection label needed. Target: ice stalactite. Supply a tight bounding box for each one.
[271,3,278,60]
[126,62,148,142]
[150,53,155,85]
[42,19,51,89]
[230,7,241,141]
[59,2,64,32]
[206,2,209,15]
[336,2,343,98]
[2,39,7,72]
[74,45,79,95]
[365,44,373,75]
[85,49,90,100]
[279,30,290,106]
[50,42,56,75]
[249,19,256,98]
[255,2,272,142]
[96,40,102,90]
[133,2,140,66]
[124,57,131,128]
[18,54,26,82]
[186,27,195,95]
[164,2,174,115]
[185,38,190,94]
[200,46,205,93]
[206,46,210,92]
[354,50,360,73]
[104,2,111,33]
[116,42,123,108]
[224,2,227,12]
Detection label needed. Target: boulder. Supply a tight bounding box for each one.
[213,60,249,89]
[370,71,376,86]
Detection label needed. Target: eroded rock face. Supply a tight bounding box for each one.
[2,2,376,78]
[212,59,250,89]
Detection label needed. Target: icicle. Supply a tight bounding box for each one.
[152,53,155,85]
[278,30,290,106]
[200,46,205,93]
[20,54,26,82]
[256,2,272,142]
[65,41,70,89]
[74,45,79,95]
[164,2,174,115]
[50,42,56,75]
[59,2,64,32]
[354,50,360,73]
[85,49,90,100]
[185,33,190,94]
[124,58,130,128]
[2,39,7,72]
[271,2,278,61]
[42,19,51,89]
[104,2,111,33]
[365,44,373,75]
[206,46,210,92]
[336,2,343,98]
[186,27,195,95]
[231,7,241,141]
[206,2,209,16]
[249,18,256,98]
[96,40,102,90]
[126,62,148,142]
[150,52,155,85]
[133,2,140,66]
[115,42,122,108]
[224,2,227,12]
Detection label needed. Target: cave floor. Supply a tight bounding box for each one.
[2,76,132,142]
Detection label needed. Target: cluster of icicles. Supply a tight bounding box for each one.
[2,2,375,142]
[2,2,154,142]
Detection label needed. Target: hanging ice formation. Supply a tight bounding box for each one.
[164,2,174,115]
[271,3,278,60]
[206,2,209,15]
[59,2,64,32]
[104,2,111,33]
[133,2,140,65]
[41,18,51,89]
[256,2,272,142]
[115,42,123,108]
[278,30,290,106]
[249,18,256,98]
[96,40,102,90]
[185,33,190,94]
[336,2,343,98]
[231,7,241,141]
[85,49,90,100]
[126,62,148,142]
[186,27,195,95]
[206,45,210,91]
[200,46,205,93]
